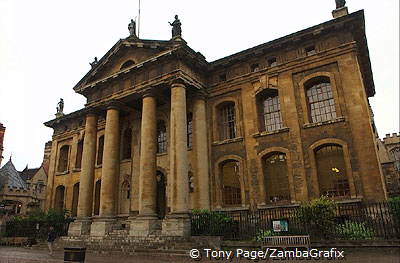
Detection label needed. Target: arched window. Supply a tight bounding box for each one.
[306,78,336,123]
[122,128,132,160]
[218,102,236,140]
[97,135,104,165]
[71,183,79,217]
[75,139,84,169]
[57,145,70,172]
[120,180,130,214]
[120,60,135,70]
[187,113,193,148]
[221,160,241,206]
[157,121,167,153]
[263,153,290,203]
[54,185,65,211]
[259,90,283,132]
[315,144,350,198]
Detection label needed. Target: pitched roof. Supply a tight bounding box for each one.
[0,159,26,190]
[19,167,40,181]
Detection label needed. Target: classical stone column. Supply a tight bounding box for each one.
[193,95,210,209]
[68,113,98,236]
[90,106,120,236]
[130,93,159,236]
[162,82,190,236]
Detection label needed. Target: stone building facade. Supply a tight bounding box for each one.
[44,7,386,237]
[0,142,50,215]
[0,123,5,167]
[377,133,400,197]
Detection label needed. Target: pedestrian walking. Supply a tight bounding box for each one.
[47,226,57,256]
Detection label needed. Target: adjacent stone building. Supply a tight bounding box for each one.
[0,123,5,167]
[44,5,387,237]
[0,142,50,215]
[377,133,400,197]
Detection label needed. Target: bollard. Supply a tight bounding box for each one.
[64,247,86,263]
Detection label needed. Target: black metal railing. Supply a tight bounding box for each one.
[191,201,400,241]
[4,219,71,240]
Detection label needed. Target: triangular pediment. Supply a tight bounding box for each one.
[74,38,178,92]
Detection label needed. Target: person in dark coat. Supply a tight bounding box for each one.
[47,226,57,255]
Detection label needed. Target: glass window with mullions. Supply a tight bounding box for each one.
[187,113,193,148]
[306,82,336,123]
[219,103,236,140]
[157,121,167,153]
[263,95,283,132]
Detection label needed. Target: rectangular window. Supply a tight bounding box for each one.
[187,113,193,148]
[263,96,283,132]
[267,57,277,67]
[219,103,236,140]
[305,45,316,56]
[307,82,336,123]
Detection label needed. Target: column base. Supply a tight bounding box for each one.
[129,215,161,236]
[162,213,191,237]
[332,6,348,19]
[90,217,115,236]
[68,218,92,236]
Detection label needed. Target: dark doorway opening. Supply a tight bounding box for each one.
[156,171,167,219]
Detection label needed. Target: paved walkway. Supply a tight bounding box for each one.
[0,246,399,263]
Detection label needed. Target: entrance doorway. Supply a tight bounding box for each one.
[156,171,167,219]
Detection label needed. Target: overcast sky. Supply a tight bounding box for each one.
[0,0,398,170]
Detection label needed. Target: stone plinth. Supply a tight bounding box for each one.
[90,218,115,236]
[129,216,161,236]
[68,218,91,236]
[161,213,191,237]
[332,7,348,18]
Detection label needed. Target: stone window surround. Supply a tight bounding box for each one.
[254,87,287,134]
[256,147,296,206]
[56,141,72,174]
[95,131,105,166]
[298,71,343,125]
[213,155,247,210]
[53,184,66,210]
[211,96,243,143]
[308,138,358,199]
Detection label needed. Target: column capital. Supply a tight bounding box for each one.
[85,112,98,118]
[141,89,157,98]
[170,79,186,89]
[193,91,208,101]
[104,100,123,111]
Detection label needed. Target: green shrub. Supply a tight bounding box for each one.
[335,221,373,240]
[192,209,235,236]
[255,229,276,241]
[296,196,336,239]
[5,209,71,239]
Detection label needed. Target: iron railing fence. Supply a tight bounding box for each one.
[191,201,400,241]
[4,219,70,240]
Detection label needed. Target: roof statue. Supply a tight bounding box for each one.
[169,15,182,38]
[90,57,98,68]
[128,19,137,38]
[335,0,346,9]
[56,98,64,117]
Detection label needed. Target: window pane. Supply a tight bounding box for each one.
[315,145,350,198]
[222,161,241,206]
[157,121,167,153]
[307,82,336,123]
[263,95,283,132]
[264,153,290,202]
[219,103,236,140]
